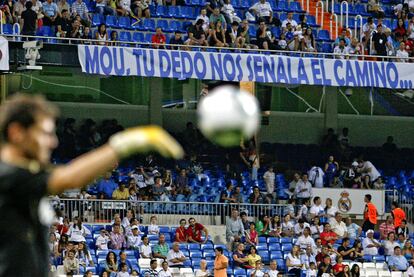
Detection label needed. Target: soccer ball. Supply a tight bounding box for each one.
[197,85,260,147]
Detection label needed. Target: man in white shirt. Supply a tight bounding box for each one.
[357,159,381,183]
[329,213,348,238]
[195,8,209,32]
[263,166,276,195]
[159,261,173,277]
[294,173,312,204]
[334,38,350,59]
[167,242,187,267]
[310,197,324,219]
[362,229,381,255]
[296,227,316,250]
[249,0,279,25]
[308,166,324,188]
[250,260,265,277]
[95,228,110,250]
[267,260,279,277]
[282,12,298,28]
[139,236,152,259]
[294,219,311,237]
[127,225,141,250]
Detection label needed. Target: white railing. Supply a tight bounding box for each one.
[355,15,364,43]
[12,23,20,41]
[340,0,349,28]
[330,14,338,40]
[316,1,325,29]
[0,11,3,34]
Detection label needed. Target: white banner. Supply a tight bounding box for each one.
[0,36,9,71]
[312,188,386,216]
[78,45,414,89]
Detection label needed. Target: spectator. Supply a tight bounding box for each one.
[42,0,60,27]
[64,250,80,275]
[233,243,252,269]
[337,238,356,261]
[333,256,345,276]
[175,169,190,196]
[57,0,70,14]
[209,7,226,28]
[220,183,236,203]
[395,220,409,237]
[373,177,385,190]
[345,217,362,240]
[310,196,324,219]
[382,136,397,153]
[334,29,351,46]
[302,27,317,52]
[250,0,280,26]
[71,0,90,25]
[320,223,337,246]
[367,0,384,18]
[148,215,160,235]
[268,260,279,276]
[139,236,152,259]
[372,25,387,59]
[307,262,317,277]
[153,234,169,259]
[21,1,37,37]
[206,0,222,15]
[392,202,406,229]
[362,229,381,255]
[294,173,312,205]
[95,0,115,15]
[214,247,229,277]
[324,155,339,186]
[245,222,259,246]
[175,218,188,243]
[249,186,267,204]
[384,232,400,256]
[195,259,212,277]
[96,228,110,250]
[297,198,311,222]
[0,0,14,24]
[282,12,298,29]
[226,209,245,249]
[299,14,308,29]
[104,251,118,274]
[187,217,209,244]
[239,19,258,49]
[143,259,158,277]
[97,172,117,198]
[241,212,251,231]
[380,215,395,240]
[109,30,119,46]
[308,165,324,189]
[315,245,330,263]
[286,198,296,218]
[169,31,184,50]
[286,245,302,277]
[110,224,126,250]
[117,263,129,277]
[362,194,378,231]
[13,0,26,19]
[398,233,406,248]
[132,0,150,19]
[118,251,132,271]
[296,227,316,251]
[294,219,310,237]
[152,177,169,201]
[112,183,130,200]
[81,26,92,42]
[256,20,278,50]
[289,172,302,194]
[209,20,228,47]
[250,260,265,277]
[300,246,316,269]
[115,0,131,16]
[232,186,244,203]
[396,42,409,62]
[68,217,91,243]
[388,246,409,271]
[127,225,141,250]
[152,27,166,49]
[263,166,275,196]
[402,240,413,260]
[257,214,271,236]
[247,246,262,267]
[329,212,347,238]
[195,8,210,32]
[318,255,333,277]
[221,0,240,24]
[226,21,244,48]
[157,261,172,277]
[167,242,187,268]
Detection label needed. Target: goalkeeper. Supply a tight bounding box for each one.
[0,94,183,277]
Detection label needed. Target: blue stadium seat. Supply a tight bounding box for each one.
[156,5,169,17]
[275,1,287,11]
[157,19,173,32]
[190,251,203,259]
[259,251,270,263]
[282,243,293,252]
[268,237,279,244]
[143,19,156,31]
[119,31,132,44]
[118,17,131,29]
[169,20,183,32]
[92,14,104,27]
[203,250,215,260]
[317,30,331,41]
[280,237,292,244]
[288,1,304,13]
[270,251,284,260]
[269,244,281,251]
[234,268,246,276]
[105,15,118,28]
[144,33,153,43]
[188,244,201,251]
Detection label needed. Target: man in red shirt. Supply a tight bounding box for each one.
[379,215,395,240]
[320,223,338,246]
[391,201,406,228]
[186,218,209,244]
[151,27,166,49]
[175,218,188,243]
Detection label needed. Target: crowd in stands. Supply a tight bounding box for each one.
[2,0,414,58]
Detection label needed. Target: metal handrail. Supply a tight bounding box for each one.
[316,1,325,30]
[3,33,414,61]
[330,14,338,40]
[12,23,20,41]
[0,11,3,34]
[340,0,349,28]
[355,15,364,43]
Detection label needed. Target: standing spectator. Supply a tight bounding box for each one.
[95,0,115,15]
[175,219,188,243]
[289,173,301,194]
[110,224,126,250]
[97,172,118,199]
[58,0,70,14]
[42,0,60,27]
[152,27,166,49]
[388,246,409,271]
[96,228,110,250]
[139,236,152,259]
[308,165,324,188]
[324,156,339,186]
[380,215,395,240]
[68,217,91,243]
[263,166,275,196]
[286,245,303,277]
[392,202,406,229]
[13,0,26,20]
[362,194,378,232]
[209,7,226,29]
[300,246,316,269]
[167,243,187,268]
[64,250,80,275]
[282,12,298,29]
[384,232,399,256]
[296,227,316,251]
[294,173,312,205]
[175,169,190,196]
[112,183,130,200]
[320,224,337,246]
[153,234,169,259]
[195,8,209,32]
[214,247,229,277]
[226,209,245,249]
[345,217,362,240]
[71,0,90,25]
[372,25,387,59]
[250,0,280,26]
[127,225,141,250]
[21,1,37,37]
[362,229,381,255]
[221,0,240,24]
[329,213,347,238]
[187,218,209,244]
